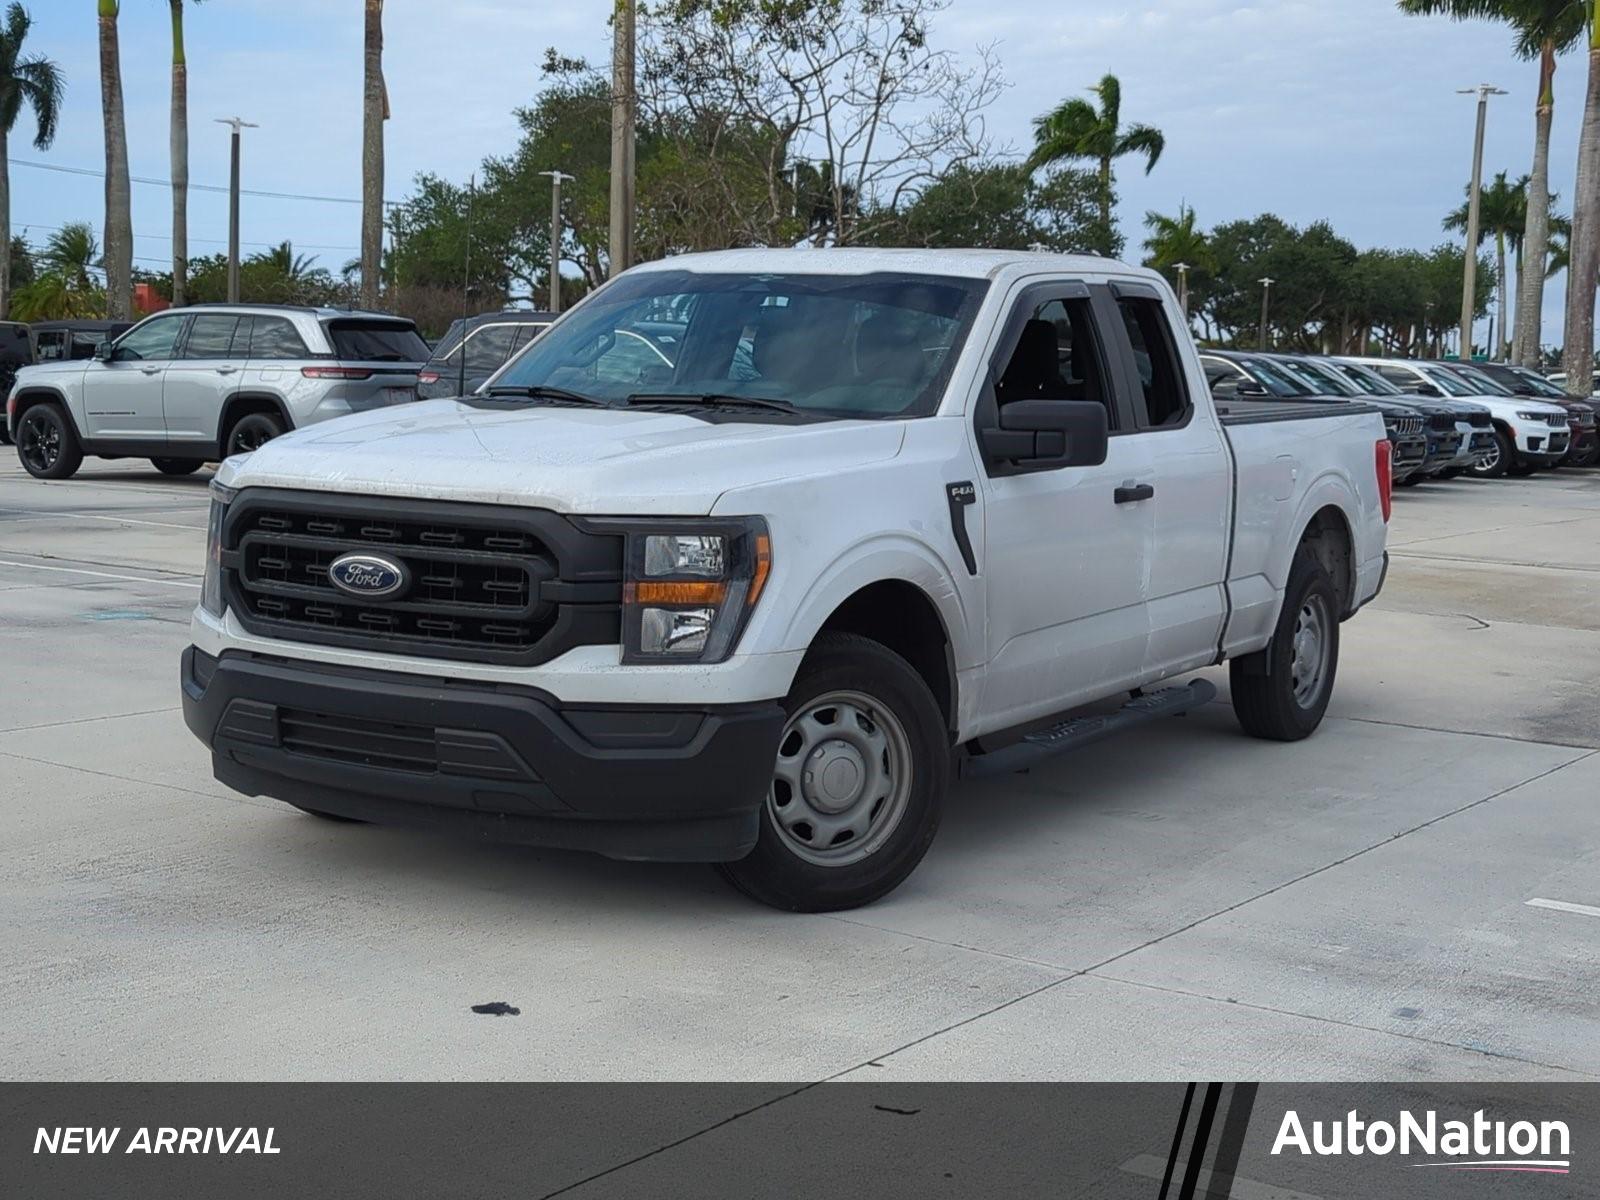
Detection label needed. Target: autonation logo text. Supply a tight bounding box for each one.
[1272,1109,1571,1175]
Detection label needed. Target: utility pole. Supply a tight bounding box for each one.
[1456,84,1506,361]
[1172,262,1191,317]
[608,0,636,277]
[215,117,258,304]
[539,170,575,313]
[1258,277,1275,350]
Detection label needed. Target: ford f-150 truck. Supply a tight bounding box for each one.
[182,250,1392,911]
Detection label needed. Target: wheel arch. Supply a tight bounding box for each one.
[11,386,82,437]
[811,579,959,737]
[1296,503,1356,617]
[216,392,293,454]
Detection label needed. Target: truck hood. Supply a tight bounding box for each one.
[218,398,908,514]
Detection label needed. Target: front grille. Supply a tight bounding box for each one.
[1545,411,1569,428]
[1465,411,1492,428]
[1388,416,1424,436]
[1574,410,1595,428]
[280,708,440,773]
[224,490,623,666]
[1426,414,1456,432]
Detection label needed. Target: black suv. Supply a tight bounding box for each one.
[417,311,554,401]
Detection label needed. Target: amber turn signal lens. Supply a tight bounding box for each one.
[627,580,729,606]
[748,534,772,608]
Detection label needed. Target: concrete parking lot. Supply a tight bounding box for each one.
[2,453,1597,1082]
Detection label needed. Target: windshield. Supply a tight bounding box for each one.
[1233,357,1314,397]
[1447,364,1514,396]
[1504,366,1568,398]
[1420,366,1477,397]
[1335,362,1405,396]
[1276,359,1359,397]
[489,270,989,419]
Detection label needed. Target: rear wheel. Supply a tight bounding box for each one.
[1471,429,1512,478]
[150,457,204,476]
[225,410,285,456]
[16,403,84,480]
[716,633,948,912]
[1230,548,1340,742]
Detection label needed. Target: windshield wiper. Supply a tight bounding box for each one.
[480,385,610,407]
[626,391,801,415]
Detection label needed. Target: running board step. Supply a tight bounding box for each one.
[961,679,1217,779]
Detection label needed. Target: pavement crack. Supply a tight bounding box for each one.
[1080,751,1597,980]
[0,707,181,736]
[1084,973,1600,1079]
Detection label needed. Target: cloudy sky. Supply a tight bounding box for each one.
[12,0,1592,342]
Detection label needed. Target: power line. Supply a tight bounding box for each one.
[17,217,358,254]
[8,157,406,208]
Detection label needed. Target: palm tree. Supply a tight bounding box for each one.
[41,221,100,288]
[11,221,104,320]
[1444,171,1527,358]
[165,0,203,307]
[360,0,387,309]
[1142,204,1213,315]
[98,0,132,320]
[0,3,63,318]
[1564,3,1600,390]
[1398,3,1585,365]
[1027,74,1164,240]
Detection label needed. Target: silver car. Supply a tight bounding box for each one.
[7,304,429,480]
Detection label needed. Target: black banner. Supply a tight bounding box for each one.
[3,1083,1594,1197]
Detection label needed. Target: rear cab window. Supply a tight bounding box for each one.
[1112,292,1192,428]
[326,320,430,363]
[241,316,310,360]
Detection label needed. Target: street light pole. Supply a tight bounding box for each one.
[215,117,258,304]
[539,170,575,314]
[1258,277,1275,350]
[608,0,636,277]
[1456,84,1507,361]
[1172,262,1191,317]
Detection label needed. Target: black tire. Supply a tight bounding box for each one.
[1395,475,1422,488]
[1472,428,1512,478]
[225,410,285,456]
[287,803,365,823]
[1438,467,1462,479]
[150,457,204,476]
[716,632,948,912]
[1507,462,1537,477]
[1230,548,1340,742]
[15,402,84,480]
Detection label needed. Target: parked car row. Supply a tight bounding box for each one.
[1200,349,1596,485]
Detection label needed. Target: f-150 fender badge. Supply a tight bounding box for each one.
[945,481,978,576]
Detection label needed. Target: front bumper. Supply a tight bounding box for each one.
[1564,427,1597,463]
[1421,429,1466,474]
[181,647,786,862]
[1513,425,1570,461]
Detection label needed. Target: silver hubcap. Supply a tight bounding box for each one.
[768,689,912,867]
[1478,440,1501,472]
[1290,595,1331,708]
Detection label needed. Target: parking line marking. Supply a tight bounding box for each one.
[0,558,200,588]
[1527,898,1600,919]
[0,506,205,531]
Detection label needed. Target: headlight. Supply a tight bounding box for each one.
[1515,410,1549,421]
[587,517,771,663]
[201,481,236,617]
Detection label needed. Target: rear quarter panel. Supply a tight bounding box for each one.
[1223,410,1387,658]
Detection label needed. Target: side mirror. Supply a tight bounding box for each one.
[1234,381,1268,397]
[93,341,113,362]
[1404,382,1440,397]
[980,399,1108,471]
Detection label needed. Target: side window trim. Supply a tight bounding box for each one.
[973,278,1131,477]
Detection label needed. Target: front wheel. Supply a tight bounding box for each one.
[1230,548,1340,742]
[16,403,84,480]
[716,632,948,912]
[1472,429,1512,478]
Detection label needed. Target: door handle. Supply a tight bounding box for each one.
[217,366,237,375]
[140,366,162,375]
[1114,484,1155,504]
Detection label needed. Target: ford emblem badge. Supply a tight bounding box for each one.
[327,552,409,599]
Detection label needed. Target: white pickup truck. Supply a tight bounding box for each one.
[182,249,1392,911]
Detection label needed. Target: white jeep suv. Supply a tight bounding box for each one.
[8,304,429,480]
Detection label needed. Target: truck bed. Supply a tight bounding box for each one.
[1215,398,1379,425]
